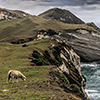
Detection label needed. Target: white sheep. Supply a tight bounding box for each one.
[7,70,26,84]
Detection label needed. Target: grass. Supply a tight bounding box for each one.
[0,15,99,42]
[0,38,84,100]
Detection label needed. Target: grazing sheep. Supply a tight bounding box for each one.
[7,70,26,84]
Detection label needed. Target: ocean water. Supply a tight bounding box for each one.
[81,62,100,100]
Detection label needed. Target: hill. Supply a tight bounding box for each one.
[38,8,85,24]
[0,7,100,62]
[87,22,100,32]
[0,15,98,43]
[0,38,89,100]
[0,8,31,21]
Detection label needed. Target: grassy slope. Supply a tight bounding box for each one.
[0,38,83,100]
[0,16,99,42]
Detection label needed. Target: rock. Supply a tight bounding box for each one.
[54,29,100,62]
[2,89,9,92]
[0,8,31,21]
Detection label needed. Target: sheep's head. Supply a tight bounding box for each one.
[23,76,26,81]
[21,75,26,81]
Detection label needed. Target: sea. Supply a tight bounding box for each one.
[81,61,100,100]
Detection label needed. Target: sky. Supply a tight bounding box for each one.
[0,0,100,27]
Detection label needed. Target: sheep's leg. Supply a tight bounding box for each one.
[16,78,18,83]
[11,76,14,83]
[7,74,11,84]
[7,78,9,84]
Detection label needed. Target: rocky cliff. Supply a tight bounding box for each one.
[0,8,31,21]
[36,28,100,62]
[30,38,89,99]
[54,29,100,62]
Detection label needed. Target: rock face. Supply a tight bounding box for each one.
[38,8,85,24]
[36,28,100,62]
[31,38,89,99]
[53,29,100,62]
[0,8,31,21]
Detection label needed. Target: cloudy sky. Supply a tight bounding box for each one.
[0,0,100,27]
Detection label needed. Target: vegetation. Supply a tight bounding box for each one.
[0,38,86,100]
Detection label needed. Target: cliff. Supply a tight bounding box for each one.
[30,38,89,99]
[54,28,100,62]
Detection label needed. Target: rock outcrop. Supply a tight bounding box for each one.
[53,29,100,62]
[36,28,100,62]
[0,8,31,21]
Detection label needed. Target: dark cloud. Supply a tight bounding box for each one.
[86,0,100,5]
[1,0,100,7]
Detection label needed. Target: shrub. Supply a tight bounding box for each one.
[70,84,85,98]
[47,29,58,36]
[70,84,81,93]
[32,51,42,59]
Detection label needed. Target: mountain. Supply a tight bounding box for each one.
[0,8,31,21]
[0,38,89,100]
[38,8,85,24]
[0,8,100,62]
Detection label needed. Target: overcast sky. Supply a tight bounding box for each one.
[0,0,100,27]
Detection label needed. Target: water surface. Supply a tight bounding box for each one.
[81,62,100,100]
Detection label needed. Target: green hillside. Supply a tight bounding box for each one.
[0,38,87,100]
[0,16,99,43]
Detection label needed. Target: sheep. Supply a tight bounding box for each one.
[7,70,26,84]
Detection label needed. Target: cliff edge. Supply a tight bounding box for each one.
[30,38,89,100]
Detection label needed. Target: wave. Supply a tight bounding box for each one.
[81,61,100,100]
[81,62,100,68]
[85,89,100,100]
